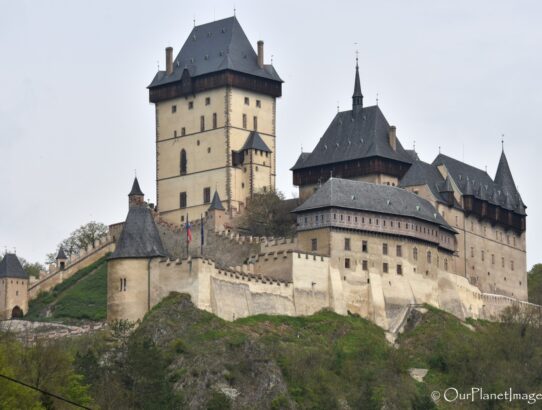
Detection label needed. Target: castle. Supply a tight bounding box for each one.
[1,16,535,330]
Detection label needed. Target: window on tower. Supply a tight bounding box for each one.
[256,99,261,108]
[205,97,211,105]
[213,113,217,129]
[253,116,258,131]
[203,187,211,204]
[180,192,187,208]
[200,116,205,132]
[244,97,249,105]
[242,114,247,129]
[180,149,187,175]
[188,101,194,109]
[181,127,186,136]
[172,105,177,113]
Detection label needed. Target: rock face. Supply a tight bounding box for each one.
[132,293,291,409]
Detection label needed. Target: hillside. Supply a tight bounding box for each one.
[26,256,108,323]
[528,264,542,304]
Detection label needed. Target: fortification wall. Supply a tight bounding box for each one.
[29,235,115,299]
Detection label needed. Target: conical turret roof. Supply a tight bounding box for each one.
[0,253,29,279]
[495,151,518,196]
[56,246,67,260]
[208,191,225,211]
[129,177,144,197]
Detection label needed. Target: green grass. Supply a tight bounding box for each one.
[26,255,109,322]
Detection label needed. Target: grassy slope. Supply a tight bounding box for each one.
[26,256,109,322]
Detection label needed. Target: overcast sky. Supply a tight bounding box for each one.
[1,0,540,268]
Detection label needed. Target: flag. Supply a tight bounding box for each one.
[185,216,192,243]
[200,214,204,253]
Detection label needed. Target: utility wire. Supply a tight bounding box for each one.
[0,373,92,409]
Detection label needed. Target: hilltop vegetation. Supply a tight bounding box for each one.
[528,264,542,304]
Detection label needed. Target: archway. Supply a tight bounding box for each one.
[11,306,23,319]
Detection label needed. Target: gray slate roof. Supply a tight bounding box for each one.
[494,151,519,197]
[241,131,271,152]
[0,253,29,279]
[149,16,282,89]
[109,207,167,260]
[432,154,525,214]
[294,178,453,231]
[291,106,412,170]
[129,177,144,196]
[56,246,67,260]
[208,191,225,211]
[399,159,447,203]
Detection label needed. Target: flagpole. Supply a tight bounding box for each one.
[186,213,189,258]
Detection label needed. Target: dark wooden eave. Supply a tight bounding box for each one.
[149,69,282,103]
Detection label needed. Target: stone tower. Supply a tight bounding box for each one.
[0,253,29,319]
[148,16,282,225]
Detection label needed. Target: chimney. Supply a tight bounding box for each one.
[257,40,264,68]
[388,126,397,151]
[166,47,173,75]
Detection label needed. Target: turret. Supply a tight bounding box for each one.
[0,253,29,319]
[56,246,68,270]
[207,191,227,231]
[128,177,145,208]
[439,175,455,206]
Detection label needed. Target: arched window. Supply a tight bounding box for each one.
[180,149,187,175]
[413,247,418,261]
[444,258,448,271]
[427,251,432,265]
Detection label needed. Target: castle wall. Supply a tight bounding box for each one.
[0,278,29,320]
[28,236,115,300]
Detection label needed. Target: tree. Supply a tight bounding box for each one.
[237,190,298,237]
[46,221,108,263]
[528,264,542,305]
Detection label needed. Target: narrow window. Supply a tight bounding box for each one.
[427,251,432,265]
[344,238,351,251]
[362,240,368,253]
[491,254,495,265]
[180,149,187,175]
[413,247,418,261]
[362,260,368,271]
[397,265,403,275]
[396,245,402,257]
[244,97,249,105]
[311,238,317,252]
[200,115,205,132]
[203,187,211,204]
[256,99,261,108]
[181,127,186,136]
[243,114,247,129]
[180,192,187,208]
[511,260,514,271]
[123,278,127,291]
[345,258,351,269]
[502,257,505,268]
[120,278,123,291]
[172,105,177,113]
[188,101,194,110]
[174,130,177,138]
[470,247,474,258]
[205,97,211,105]
[213,113,217,129]
[444,258,448,271]
[383,263,389,273]
[382,243,388,255]
[481,250,485,261]
[253,116,258,131]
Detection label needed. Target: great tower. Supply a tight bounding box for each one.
[148,16,282,225]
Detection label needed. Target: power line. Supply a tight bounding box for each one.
[0,373,92,409]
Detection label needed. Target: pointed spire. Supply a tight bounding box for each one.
[208,191,225,211]
[56,246,67,260]
[494,150,518,196]
[352,57,363,109]
[129,177,144,197]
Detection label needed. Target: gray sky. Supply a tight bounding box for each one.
[1,0,540,268]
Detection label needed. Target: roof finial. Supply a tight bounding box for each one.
[271,54,274,64]
[337,101,340,113]
[193,16,196,27]
[134,169,137,177]
[234,4,236,16]
[413,140,416,151]
[438,145,441,154]
[352,49,363,110]
[157,60,160,70]
[485,165,488,173]
[501,134,504,151]
[376,92,379,106]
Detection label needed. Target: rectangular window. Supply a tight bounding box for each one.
[200,116,205,132]
[188,101,194,109]
[205,97,211,105]
[213,113,217,129]
[362,260,368,271]
[253,116,258,131]
[174,130,177,138]
[256,99,261,108]
[243,114,247,129]
[345,258,351,269]
[502,257,505,268]
[383,263,389,273]
[471,247,474,258]
[171,105,177,113]
[180,192,187,208]
[397,265,403,275]
[244,97,250,105]
[203,187,211,204]
[511,260,514,271]
[481,250,485,261]
[362,240,368,253]
[344,238,351,251]
[311,238,317,252]
[396,245,402,257]
[382,243,388,255]
[181,127,186,136]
